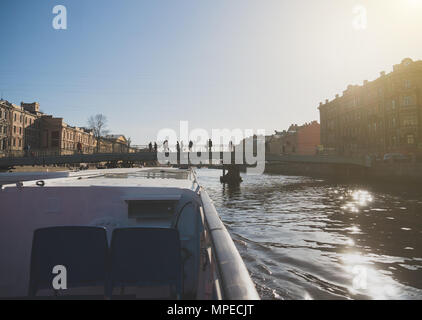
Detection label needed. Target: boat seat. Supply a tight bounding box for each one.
[28,226,108,297]
[108,227,183,299]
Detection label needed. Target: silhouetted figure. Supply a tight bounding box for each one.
[154,142,157,152]
[149,142,152,152]
[176,141,180,153]
[189,140,193,152]
[163,140,169,152]
[229,141,233,152]
[208,139,213,153]
[25,144,31,157]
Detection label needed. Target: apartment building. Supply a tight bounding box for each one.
[40,116,96,155]
[0,100,12,156]
[0,101,43,156]
[319,58,422,157]
[266,121,321,155]
[1,99,130,157]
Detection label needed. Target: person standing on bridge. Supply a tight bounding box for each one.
[149,142,152,152]
[25,144,31,157]
[176,141,180,154]
[208,139,212,153]
[189,140,193,152]
[154,142,157,152]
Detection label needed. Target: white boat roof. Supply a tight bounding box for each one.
[0,167,198,190]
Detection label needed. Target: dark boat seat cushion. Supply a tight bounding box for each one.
[28,226,108,297]
[109,227,182,299]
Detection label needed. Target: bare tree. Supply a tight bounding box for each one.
[88,114,109,152]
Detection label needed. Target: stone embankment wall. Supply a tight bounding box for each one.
[265,162,422,184]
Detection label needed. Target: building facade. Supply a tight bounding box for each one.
[98,135,129,153]
[266,121,320,155]
[0,100,43,156]
[0,100,12,156]
[1,99,132,157]
[40,116,96,155]
[319,58,422,157]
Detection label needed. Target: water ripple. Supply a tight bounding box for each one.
[197,169,422,300]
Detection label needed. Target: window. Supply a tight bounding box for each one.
[13,126,16,133]
[407,134,415,145]
[403,96,412,106]
[19,127,22,135]
[403,118,417,126]
[13,138,16,147]
[353,96,360,107]
[14,113,16,121]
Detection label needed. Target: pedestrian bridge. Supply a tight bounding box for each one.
[0,151,369,168]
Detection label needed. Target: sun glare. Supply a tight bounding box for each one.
[407,0,422,7]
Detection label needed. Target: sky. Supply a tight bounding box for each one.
[0,0,422,144]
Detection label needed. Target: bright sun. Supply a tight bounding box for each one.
[408,0,422,7]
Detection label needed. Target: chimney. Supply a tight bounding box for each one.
[380,71,386,77]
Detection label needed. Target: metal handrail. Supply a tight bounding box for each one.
[200,189,260,300]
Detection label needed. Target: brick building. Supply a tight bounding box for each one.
[319,58,422,157]
[40,116,96,155]
[266,121,320,155]
[1,99,131,157]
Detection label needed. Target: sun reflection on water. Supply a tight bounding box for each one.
[341,252,401,299]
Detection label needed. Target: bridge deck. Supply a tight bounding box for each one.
[0,151,368,168]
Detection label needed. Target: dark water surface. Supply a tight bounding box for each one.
[196,169,422,300]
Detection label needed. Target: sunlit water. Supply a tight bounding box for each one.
[196,169,422,300]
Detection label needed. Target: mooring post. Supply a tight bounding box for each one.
[220,164,242,184]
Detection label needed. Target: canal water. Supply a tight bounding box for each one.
[196,169,422,300]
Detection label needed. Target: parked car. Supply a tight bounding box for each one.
[383,153,409,163]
